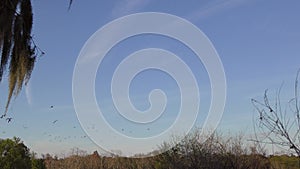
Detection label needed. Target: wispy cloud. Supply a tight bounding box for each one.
[186,0,250,22]
[25,81,33,106]
[111,0,152,18]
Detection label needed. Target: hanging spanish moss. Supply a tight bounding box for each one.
[0,0,39,116]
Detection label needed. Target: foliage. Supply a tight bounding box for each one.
[31,152,46,169]
[0,0,40,115]
[43,131,274,169]
[270,155,300,169]
[0,137,45,169]
[0,137,32,169]
[1,134,298,169]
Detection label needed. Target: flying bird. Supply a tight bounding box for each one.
[6,117,12,123]
[68,0,73,10]
[52,120,58,124]
[50,106,54,109]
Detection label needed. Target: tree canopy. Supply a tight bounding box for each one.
[0,137,32,169]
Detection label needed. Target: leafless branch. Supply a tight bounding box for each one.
[251,70,300,160]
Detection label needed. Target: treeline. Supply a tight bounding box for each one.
[1,132,299,169]
[0,137,45,169]
[43,132,299,169]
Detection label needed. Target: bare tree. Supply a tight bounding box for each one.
[251,70,300,160]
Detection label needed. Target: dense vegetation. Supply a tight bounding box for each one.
[1,131,298,169]
[0,137,45,169]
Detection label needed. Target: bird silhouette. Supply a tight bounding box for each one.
[50,106,54,109]
[269,108,273,112]
[6,117,12,123]
[52,120,58,124]
[0,114,6,119]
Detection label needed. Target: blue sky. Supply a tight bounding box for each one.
[0,0,299,156]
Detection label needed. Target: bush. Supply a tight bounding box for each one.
[0,137,32,169]
[43,131,274,169]
[0,137,46,169]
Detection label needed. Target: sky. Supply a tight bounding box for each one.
[0,0,300,157]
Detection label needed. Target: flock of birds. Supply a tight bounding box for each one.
[0,105,54,123]
[0,105,153,143]
[0,105,89,143]
[0,114,13,123]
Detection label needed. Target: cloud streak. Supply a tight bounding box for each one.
[25,81,33,106]
[186,0,250,22]
[111,0,152,18]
